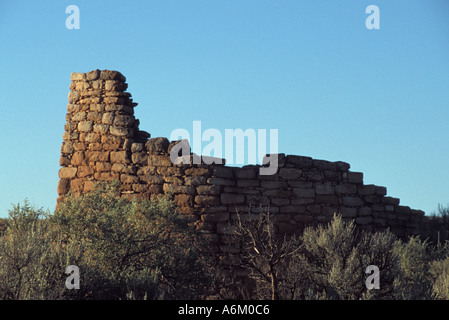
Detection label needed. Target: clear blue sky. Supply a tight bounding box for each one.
[0,0,448,217]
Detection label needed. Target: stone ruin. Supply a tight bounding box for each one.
[58,69,425,245]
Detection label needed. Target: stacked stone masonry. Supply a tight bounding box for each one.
[58,69,425,247]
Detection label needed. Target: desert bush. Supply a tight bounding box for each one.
[222,211,303,300]
[51,181,212,299]
[299,214,397,300]
[0,182,212,300]
[0,201,69,299]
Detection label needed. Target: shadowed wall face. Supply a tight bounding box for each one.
[58,69,424,242]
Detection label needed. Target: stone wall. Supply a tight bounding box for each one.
[58,69,425,245]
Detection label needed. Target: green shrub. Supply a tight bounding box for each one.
[299,214,397,300]
[0,200,68,299]
[0,182,212,300]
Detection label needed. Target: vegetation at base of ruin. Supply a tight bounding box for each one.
[0,182,213,300]
[0,184,448,300]
[220,209,449,300]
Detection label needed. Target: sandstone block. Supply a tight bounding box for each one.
[59,155,70,167]
[64,121,77,132]
[221,193,245,205]
[67,104,81,114]
[185,167,210,176]
[87,112,103,123]
[285,155,313,168]
[271,198,291,206]
[86,69,100,80]
[174,194,193,207]
[382,196,400,206]
[110,151,130,164]
[71,72,86,81]
[233,167,257,179]
[114,115,134,127]
[304,170,322,181]
[70,178,84,192]
[163,184,195,195]
[322,206,338,216]
[279,168,302,180]
[342,196,364,207]
[358,184,376,195]
[105,104,133,114]
[77,166,94,178]
[71,111,86,122]
[288,181,313,188]
[201,212,230,222]
[57,179,70,195]
[121,174,139,184]
[235,178,260,188]
[100,70,126,82]
[163,176,183,184]
[280,205,306,214]
[131,143,143,153]
[372,204,385,212]
[78,121,93,133]
[111,163,134,174]
[96,162,112,172]
[146,137,170,154]
[359,207,372,216]
[306,205,322,214]
[185,176,207,186]
[197,185,221,195]
[260,181,288,189]
[195,195,221,206]
[93,124,109,134]
[335,161,350,172]
[347,172,363,184]
[313,160,337,171]
[375,186,387,196]
[263,189,292,197]
[335,183,357,194]
[110,126,130,137]
[147,155,173,167]
[139,174,164,184]
[83,180,95,193]
[315,182,334,195]
[94,172,120,181]
[63,132,79,141]
[316,194,339,205]
[168,139,191,157]
[356,216,373,225]
[71,151,85,166]
[292,188,315,198]
[396,206,411,215]
[84,132,101,143]
[245,195,270,206]
[59,167,77,179]
[340,207,357,218]
[213,167,234,179]
[102,112,115,125]
[131,152,148,165]
[207,177,235,187]
[68,91,80,103]
[90,104,105,112]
